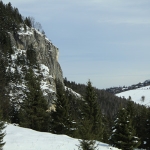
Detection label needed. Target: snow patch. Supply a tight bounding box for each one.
[4,124,120,150]
[116,85,150,106]
[65,86,81,98]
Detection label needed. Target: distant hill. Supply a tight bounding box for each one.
[106,79,150,94]
[116,85,150,107]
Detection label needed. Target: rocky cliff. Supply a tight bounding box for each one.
[8,25,64,106]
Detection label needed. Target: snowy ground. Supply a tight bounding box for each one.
[3,124,120,150]
[116,85,150,107]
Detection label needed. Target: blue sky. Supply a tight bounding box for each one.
[4,0,150,89]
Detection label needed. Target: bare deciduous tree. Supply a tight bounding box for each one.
[141,96,145,102]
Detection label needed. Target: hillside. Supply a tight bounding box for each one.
[116,85,150,107]
[64,78,128,118]
[106,80,150,94]
[4,124,120,150]
[1,1,150,149]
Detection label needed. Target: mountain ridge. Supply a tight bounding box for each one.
[106,79,150,94]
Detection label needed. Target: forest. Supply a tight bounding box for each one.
[0,1,150,150]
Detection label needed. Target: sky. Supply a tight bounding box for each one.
[3,0,150,89]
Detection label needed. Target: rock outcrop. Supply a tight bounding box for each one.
[8,25,64,105]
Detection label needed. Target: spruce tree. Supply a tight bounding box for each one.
[109,108,141,150]
[50,80,73,136]
[78,139,97,150]
[19,68,49,132]
[78,80,103,150]
[0,110,6,149]
[136,106,148,149]
[80,80,103,141]
[65,88,81,138]
[126,98,136,120]
[0,58,10,121]
[144,107,150,149]
[26,44,37,65]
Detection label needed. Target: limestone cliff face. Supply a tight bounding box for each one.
[9,26,64,105]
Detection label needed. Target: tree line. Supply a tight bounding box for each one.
[64,77,150,149]
[0,1,150,150]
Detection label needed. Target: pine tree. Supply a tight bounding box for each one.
[80,80,103,141]
[126,98,136,119]
[109,108,141,150]
[26,44,37,66]
[143,108,150,150]
[19,68,49,132]
[50,80,73,136]
[0,58,10,121]
[78,139,97,150]
[102,115,110,143]
[78,80,103,150]
[24,17,32,27]
[65,88,81,138]
[133,106,148,149]
[78,119,97,150]
[0,110,6,149]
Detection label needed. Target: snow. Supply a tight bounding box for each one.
[65,86,81,98]
[116,85,150,106]
[18,25,33,36]
[39,64,55,94]
[40,64,51,77]
[3,124,120,150]
[18,25,52,44]
[6,26,55,104]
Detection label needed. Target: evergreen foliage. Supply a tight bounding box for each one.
[65,88,82,138]
[79,80,103,141]
[135,106,148,149]
[126,98,136,121]
[24,17,32,28]
[0,1,23,32]
[109,108,141,150]
[78,80,103,150]
[102,115,111,143]
[1,2,150,149]
[26,44,37,65]
[0,36,11,122]
[64,77,127,120]
[78,139,97,150]
[0,110,6,149]
[19,68,49,132]
[145,108,150,149]
[50,80,74,136]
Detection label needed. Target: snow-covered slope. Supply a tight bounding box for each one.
[116,85,150,106]
[65,86,81,98]
[3,124,120,150]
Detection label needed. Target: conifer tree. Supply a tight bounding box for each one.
[133,106,148,149]
[26,44,37,66]
[19,68,49,132]
[143,107,150,149]
[78,139,97,150]
[24,17,32,27]
[65,88,81,138]
[80,80,103,141]
[50,80,73,136]
[0,58,10,121]
[109,108,141,150]
[0,110,6,149]
[78,80,103,150]
[102,115,110,143]
[126,98,136,119]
